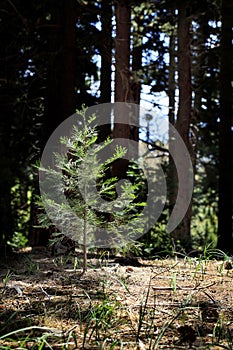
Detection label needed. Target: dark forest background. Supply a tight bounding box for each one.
[0,0,232,256]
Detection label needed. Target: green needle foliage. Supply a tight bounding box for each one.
[38,107,146,272]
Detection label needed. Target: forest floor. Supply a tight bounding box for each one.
[0,247,233,349]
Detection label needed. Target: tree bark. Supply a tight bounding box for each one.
[167,25,177,213]
[217,0,233,254]
[171,2,193,250]
[97,0,112,143]
[129,9,143,145]
[0,49,16,253]
[100,1,112,105]
[45,0,76,142]
[114,0,131,104]
[30,0,76,246]
[113,0,131,179]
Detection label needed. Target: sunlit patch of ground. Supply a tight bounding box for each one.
[0,249,232,349]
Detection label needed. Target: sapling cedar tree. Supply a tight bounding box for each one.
[38,107,145,273]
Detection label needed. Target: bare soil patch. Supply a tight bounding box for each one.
[0,248,233,349]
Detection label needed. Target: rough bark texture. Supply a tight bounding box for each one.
[114,0,131,104]
[217,0,233,254]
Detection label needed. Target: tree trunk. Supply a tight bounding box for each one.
[0,55,15,253]
[114,0,131,104]
[171,2,193,250]
[97,0,112,143]
[167,25,177,214]
[0,182,13,254]
[129,9,143,146]
[113,0,131,179]
[100,0,112,105]
[130,18,142,106]
[217,0,233,254]
[46,0,76,139]
[30,0,76,247]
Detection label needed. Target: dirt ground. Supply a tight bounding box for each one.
[0,247,233,349]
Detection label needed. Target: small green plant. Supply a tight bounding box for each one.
[22,255,39,275]
[2,271,12,288]
[136,277,152,342]
[116,240,144,257]
[141,222,174,258]
[101,339,123,349]
[82,298,119,347]
[115,272,130,294]
[1,271,12,300]
[38,106,145,273]
[7,231,28,249]
[170,272,177,292]
[73,256,79,272]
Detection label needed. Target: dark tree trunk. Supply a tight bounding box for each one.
[100,0,112,105]
[167,25,177,213]
[97,0,112,143]
[130,21,142,106]
[217,0,233,254]
[113,0,131,180]
[60,0,76,119]
[128,10,143,146]
[44,0,76,143]
[114,0,131,104]
[0,182,13,254]
[30,0,76,247]
[0,58,15,254]
[171,2,193,250]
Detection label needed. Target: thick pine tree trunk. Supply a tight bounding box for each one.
[45,0,76,140]
[0,59,16,253]
[113,0,142,179]
[171,2,193,250]
[30,0,76,246]
[113,0,131,180]
[217,0,233,254]
[114,0,131,104]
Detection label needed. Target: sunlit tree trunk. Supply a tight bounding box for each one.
[217,0,233,254]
